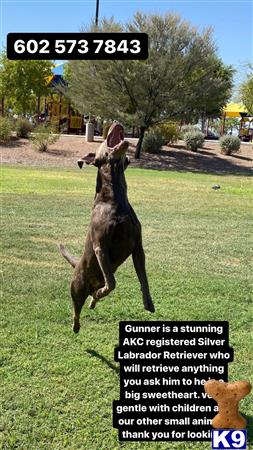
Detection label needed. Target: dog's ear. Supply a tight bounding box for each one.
[77,153,96,168]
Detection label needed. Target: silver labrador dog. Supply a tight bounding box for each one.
[59,122,155,333]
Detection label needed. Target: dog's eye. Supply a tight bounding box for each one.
[105,152,108,157]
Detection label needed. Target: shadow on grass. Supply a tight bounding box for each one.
[245,414,253,444]
[232,154,252,162]
[85,348,119,374]
[127,146,253,176]
[0,137,28,148]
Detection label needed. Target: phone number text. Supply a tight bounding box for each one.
[7,33,148,60]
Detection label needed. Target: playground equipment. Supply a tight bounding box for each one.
[43,74,85,134]
[222,103,252,141]
[238,117,253,141]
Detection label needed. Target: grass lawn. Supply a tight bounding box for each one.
[1,165,252,450]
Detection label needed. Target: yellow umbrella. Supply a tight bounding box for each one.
[223,102,248,118]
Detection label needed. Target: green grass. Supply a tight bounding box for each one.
[1,165,253,450]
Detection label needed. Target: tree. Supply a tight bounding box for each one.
[224,118,240,134]
[211,117,239,136]
[239,67,253,115]
[66,13,234,158]
[182,57,234,129]
[0,53,53,115]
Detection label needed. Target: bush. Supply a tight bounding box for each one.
[16,118,33,138]
[220,135,241,155]
[142,130,164,153]
[30,125,59,152]
[0,117,12,141]
[181,124,200,136]
[153,121,180,145]
[184,130,205,151]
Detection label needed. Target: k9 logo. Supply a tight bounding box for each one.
[212,430,247,449]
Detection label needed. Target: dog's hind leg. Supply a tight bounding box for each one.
[71,281,87,333]
[89,246,116,308]
[132,243,155,313]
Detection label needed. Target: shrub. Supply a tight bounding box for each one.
[181,124,200,136]
[0,117,12,141]
[220,135,241,155]
[142,130,164,153]
[184,130,205,151]
[153,121,180,145]
[30,125,59,152]
[16,118,33,138]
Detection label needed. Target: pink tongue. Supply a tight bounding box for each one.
[111,136,118,147]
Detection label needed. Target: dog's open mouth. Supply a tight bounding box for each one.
[107,122,124,149]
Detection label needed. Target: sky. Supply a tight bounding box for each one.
[1,0,252,92]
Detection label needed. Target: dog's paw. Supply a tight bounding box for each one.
[72,321,80,333]
[144,300,155,313]
[93,288,104,300]
[89,299,96,309]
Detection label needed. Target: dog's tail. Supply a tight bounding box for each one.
[58,244,79,268]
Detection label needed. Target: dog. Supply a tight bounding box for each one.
[59,122,155,333]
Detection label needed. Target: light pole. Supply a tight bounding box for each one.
[95,0,99,27]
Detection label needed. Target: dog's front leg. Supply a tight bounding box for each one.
[132,244,155,313]
[89,246,116,309]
